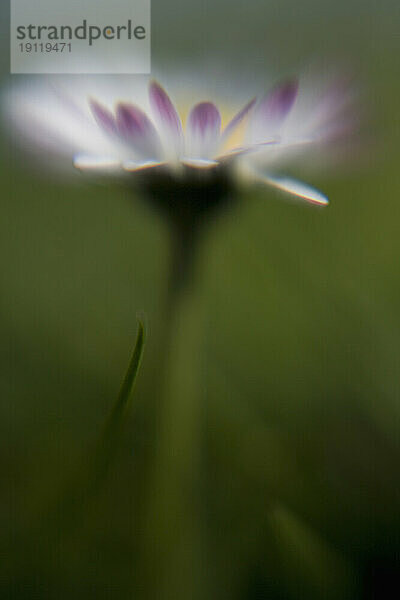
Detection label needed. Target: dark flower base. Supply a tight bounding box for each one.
[131,163,237,295]
[133,163,236,229]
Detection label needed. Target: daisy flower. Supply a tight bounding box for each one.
[5,75,355,215]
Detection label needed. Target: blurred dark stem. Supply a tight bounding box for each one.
[136,162,235,317]
[139,219,206,599]
[166,220,200,313]
[139,173,236,596]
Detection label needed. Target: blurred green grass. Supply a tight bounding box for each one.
[1,2,400,598]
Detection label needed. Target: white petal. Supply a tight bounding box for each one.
[73,154,121,171]
[217,146,252,161]
[181,158,219,169]
[255,172,329,206]
[186,102,221,159]
[149,80,184,158]
[248,80,299,143]
[217,140,278,162]
[123,159,166,172]
[220,98,256,145]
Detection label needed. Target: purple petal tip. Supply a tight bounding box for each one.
[149,80,182,130]
[261,78,299,124]
[188,102,221,135]
[89,98,116,135]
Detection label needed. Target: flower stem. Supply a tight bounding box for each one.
[166,222,199,308]
[141,223,206,599]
